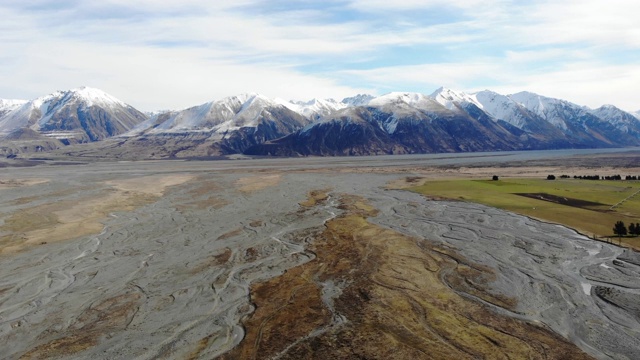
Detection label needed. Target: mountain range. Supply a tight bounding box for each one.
[1,86,639,158]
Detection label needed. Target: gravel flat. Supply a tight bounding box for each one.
[0,153,639,359]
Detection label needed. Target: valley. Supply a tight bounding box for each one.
[1,149,639,359]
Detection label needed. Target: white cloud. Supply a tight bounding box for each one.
[0,37,371,110]
[341,61,504,92]
[0,0,639,112]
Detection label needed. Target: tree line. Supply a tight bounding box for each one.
[613,221,640,237]
[564,175,639,180]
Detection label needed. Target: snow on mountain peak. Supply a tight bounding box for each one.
[508,91,597,131]
[341,94,375,107]
[68,86,127,108]
[0,99,28,125]
[148,93,293,133]
[0,99,28,109]
[369,92,429,107]
[277,97,346,121]
[429,87,483,111]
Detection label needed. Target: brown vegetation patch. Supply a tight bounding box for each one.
[516,193,606,209]
[1,175,193,254]
[220,195,591,359]
[1,191,155,254]
[299,189,331,208]
[244,247,260,262]
[21,292,142,359]
[216,228,244,241]
[176,196,228,211]
[188,248,233,275]
[235,174,281,193]
[249,220,264,227]
[105,174,194,196]
[175,178,229,211]
[186,332,221,360]
[11,189,77,206]
[0,178,48,189]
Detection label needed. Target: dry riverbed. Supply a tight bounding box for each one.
[0,151,639,359]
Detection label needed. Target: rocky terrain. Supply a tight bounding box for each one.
[1,150,639,359]
[247,90,640,157]
[2,87,640,159]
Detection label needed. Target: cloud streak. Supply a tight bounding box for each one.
[1,0,638,111]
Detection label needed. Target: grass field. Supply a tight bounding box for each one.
[410,178,640,250]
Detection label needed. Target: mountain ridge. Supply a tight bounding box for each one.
[2,86,639,159]
[0,87,147,144]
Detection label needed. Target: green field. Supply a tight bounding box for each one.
[410,178,640,249]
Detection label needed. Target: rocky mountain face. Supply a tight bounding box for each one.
[341,94,376,107]
[246,89,640,156]
[2,87,639,159]
[111,93,311,157]
[590,105,640,139]
[281,98,346,122]
[0,87,147,145]
[245,93,527,156]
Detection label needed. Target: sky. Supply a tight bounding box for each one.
[1,0,639,112]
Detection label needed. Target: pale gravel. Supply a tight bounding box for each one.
[0,153,638,359]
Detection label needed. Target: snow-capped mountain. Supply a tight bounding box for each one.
[131,93,307,135]
[508,92,580,131]
[0,99,27,118]
[2,86,639,159]
[114,93,309,157]
[341,94,375,107]
[280,98,346,121]
[0,87,147,143]
[590,105,640,136]
[246,88,640,157]
[428,88,640,148]
[468,90,531,129]
[507,92,639,146]
[633,111,640,119]
[429,87,483,112]
[369,92,444,110]
[246,92,526,156]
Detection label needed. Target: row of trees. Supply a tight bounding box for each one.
[613,221,640,237]
[566,175,638,180]
[546,175,640,180]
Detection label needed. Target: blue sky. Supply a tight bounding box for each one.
[1,0,639,111]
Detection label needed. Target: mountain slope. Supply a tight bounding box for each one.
[0,99,27,118]
[508,92,639,147]
[3,87,639,159]
[429,88,640,149]
[0,87,147,144]
[341,94,375,107]
[108,93,310,158]
[246,92,527,156]
[247,88,640,157]
[590,105,640,138]
[280,98,346,121]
